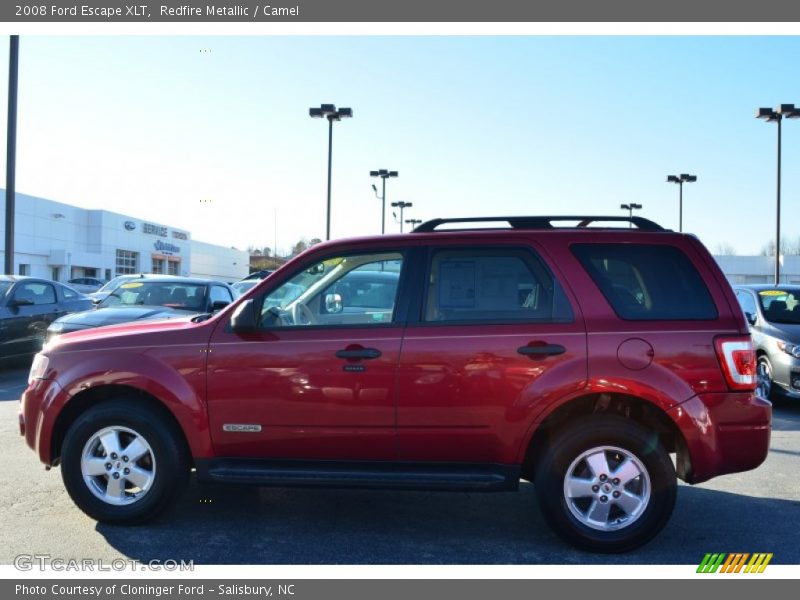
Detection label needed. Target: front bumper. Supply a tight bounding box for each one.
[19,377,66,465]
[669,391,771,484]
[768,350,800,397]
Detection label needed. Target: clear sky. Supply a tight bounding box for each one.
[0,35,798,255]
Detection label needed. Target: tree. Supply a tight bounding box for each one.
[760,238,795,256]
[714,243,737,256]
[291,240,308,256]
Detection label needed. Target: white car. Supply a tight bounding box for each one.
[66,277,107,294]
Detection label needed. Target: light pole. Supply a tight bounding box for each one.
[405,218,422,232]
[666,173,696,232]
[370,169,398,234]
[757,104,800,285]
[309,104,352,241]
[5,35,19,275]
[620,203,642,227]
[391,201,413,232]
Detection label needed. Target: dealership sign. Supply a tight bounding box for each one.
[123,221,136,231]
[143,222,168,237]
[154,240,181,255]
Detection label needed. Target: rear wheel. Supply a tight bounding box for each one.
[61,399,189,524]
[534,414,676,553]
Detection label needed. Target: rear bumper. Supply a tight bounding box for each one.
[669,392,771,484]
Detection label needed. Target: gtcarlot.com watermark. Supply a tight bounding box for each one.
[14,554,194,572]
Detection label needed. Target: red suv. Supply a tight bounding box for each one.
[20,216,771,552]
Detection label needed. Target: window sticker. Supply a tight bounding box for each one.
[120,282,143,289]
[439,260,476,308]
[759,290,785,296]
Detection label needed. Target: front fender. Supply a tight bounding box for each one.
[41,344,213,462]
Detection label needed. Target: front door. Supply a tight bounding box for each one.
[207,249,409,460]
[396,243,588,464]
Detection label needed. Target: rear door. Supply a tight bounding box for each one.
[396,240,588,464]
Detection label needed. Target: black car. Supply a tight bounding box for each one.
[243,269,273,281]
[0,276,92,366]
[47,276,236,340]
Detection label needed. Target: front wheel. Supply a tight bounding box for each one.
[756,355,775,400]
[61,399,189,524]
[534,415,676,553]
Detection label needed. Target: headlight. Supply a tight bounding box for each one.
[28,353,50,385]
[776,340,800,358]
[48,322,65,333]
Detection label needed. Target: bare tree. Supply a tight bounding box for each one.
[714,243,737,256]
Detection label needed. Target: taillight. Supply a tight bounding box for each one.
[714,336,756,391]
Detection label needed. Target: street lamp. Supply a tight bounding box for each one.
[391,201,413,232]
[666,173,696,233]
[620,203,643,227]
[5,35,19,275]
[369,169,398,234]
[309,104,353,241]
[757,103,800,285]
[405,218,422,231]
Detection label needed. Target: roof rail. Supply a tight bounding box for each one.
[411,215,666,233]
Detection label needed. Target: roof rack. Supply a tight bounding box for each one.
[411,215,666,233]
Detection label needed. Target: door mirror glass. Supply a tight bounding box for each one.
[230,299,257,332]
[324,293,343,314]
[211,300,230,312]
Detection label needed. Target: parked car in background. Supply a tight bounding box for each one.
[0,276,92,366]
[87,273,149,303]
[232,279,258,297]
[21,215,770,553]
[66,277,107,294]
[46,276,236,341]
[735,284,800,400]
[243,269,273,281]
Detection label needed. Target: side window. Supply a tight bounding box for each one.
[16,282,57,305]
[61,285,78,300]
[210,286,233,305]
[258,252,404,328]
[423,248,573,323]
[572,244,717,321]
[736,291,757,317]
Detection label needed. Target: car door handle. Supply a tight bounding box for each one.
[335,347,382,360]
[517,343,567,357]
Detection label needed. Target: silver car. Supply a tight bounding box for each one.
[735,284,800,399]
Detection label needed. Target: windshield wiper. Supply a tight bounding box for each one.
[190,313,213,323]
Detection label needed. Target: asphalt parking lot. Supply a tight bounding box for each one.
[1,367,798,565]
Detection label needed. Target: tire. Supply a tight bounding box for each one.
[756,355,777,400]
[60,398,189,524]
[533,414,676,553]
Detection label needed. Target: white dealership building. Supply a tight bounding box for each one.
[0,191,249,282]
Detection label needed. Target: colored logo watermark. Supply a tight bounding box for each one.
[697,553,773,573]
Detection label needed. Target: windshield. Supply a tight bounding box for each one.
[757,289,800,324]
[232,280,257,296]
[97,275,135,293]
[99,281,207,311]
[0,282,11,297]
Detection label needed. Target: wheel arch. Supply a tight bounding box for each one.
[49,384,193,467]
[519,392,690,483]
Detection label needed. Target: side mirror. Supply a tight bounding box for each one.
[211,300,230,312]
[230,299,257,332]
[11,297,34,308]
[745,311,757,326]
[91,297,102,305]
[325,293,343,314]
